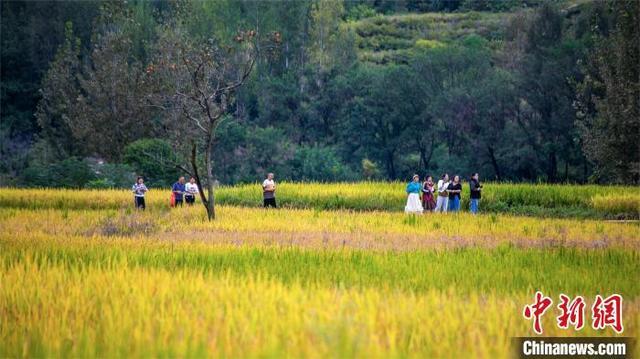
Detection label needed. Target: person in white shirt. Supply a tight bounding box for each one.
[185,177,199,206]
[132,176,148,210]
[434,173,450,213]
[262,173,277,208]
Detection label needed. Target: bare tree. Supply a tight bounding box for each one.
[147,27,279,220]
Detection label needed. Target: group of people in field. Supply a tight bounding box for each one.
[405,173,482,214]
[131,175,200,210]
[130,173,278,210]
[131,171,482,214]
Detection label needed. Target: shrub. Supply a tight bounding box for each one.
[346,4,377,21]
[362,159,381,180]
[123,139,180,187]
[289,146,355,182]
[23,157,96,188]
[415,39,445,49]
[93,163,135,188]
[86,179,115,189]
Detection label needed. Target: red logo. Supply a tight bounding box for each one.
[524,293,623,334]
[557,294,586,330]
[523,291,553,334]
[592,294,623,333]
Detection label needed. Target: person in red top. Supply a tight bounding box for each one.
[422,175,436,212]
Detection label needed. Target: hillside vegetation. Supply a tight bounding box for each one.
[2,0,638,186]
[349,11,509,63]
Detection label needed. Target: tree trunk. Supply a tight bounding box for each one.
[204,133,216,220]
[487,145,502,181]
[547,152,557,183]
[417,135,436,172]
[418,147,427,171]
[190,142,212,220]
[386,151,397,180]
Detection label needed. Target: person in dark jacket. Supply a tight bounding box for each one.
[447,175,462,212]
[469,172,482,214]
[172,176,186,207]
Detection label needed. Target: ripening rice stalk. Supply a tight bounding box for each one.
[0,183,637,218]
[591,194,640,217]
[2,234,639,295]
[0,188,638,357]
[0,243,639,358]
[1,205,639,248]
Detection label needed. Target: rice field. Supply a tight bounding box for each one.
[0,185,639,357]
[1,182,638,218]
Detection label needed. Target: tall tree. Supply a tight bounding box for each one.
[35,22,82,159]
[575,1,639,183]
[507,3,587,182]
[34,3,161,161]
[411,42,494,173]
[308,0,345,74]
[340,64,417,179]
[468,68,518,180]
[148,25,277,220]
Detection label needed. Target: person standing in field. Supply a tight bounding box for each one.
[262,173,277,208]
[132,176,148,210]
[422,175,436,212]
[434,173,450,212]
[185,177,199,206]
[447,175,462,212]
[405,174,424,214]
[172,176,186,207]
[469,172,482,214]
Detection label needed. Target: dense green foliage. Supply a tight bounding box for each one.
[123,139,180,187]
[21,157,96,188]
[575,0,640,183]
[1,0,638,186]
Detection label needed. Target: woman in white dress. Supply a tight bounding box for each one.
[405,174,424,214]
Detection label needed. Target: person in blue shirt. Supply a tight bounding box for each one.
[172,176,186,207]
[404,174,424,214]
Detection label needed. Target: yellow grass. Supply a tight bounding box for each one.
[591,194,640,215]
[1,188,638,357]
[1,205,639,249]
[2,184,638,218]
[1,251,638,358]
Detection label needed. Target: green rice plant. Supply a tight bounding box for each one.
[1,233,638,358]
[0,189,638,357]
[591,194,640,218]
[1,183,638,219]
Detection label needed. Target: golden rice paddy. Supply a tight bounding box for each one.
[0,186,638,357]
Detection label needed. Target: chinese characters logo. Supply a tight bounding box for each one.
[523,292,623,334]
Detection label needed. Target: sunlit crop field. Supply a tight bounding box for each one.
[2,182,638,218]
[1,185,639,357]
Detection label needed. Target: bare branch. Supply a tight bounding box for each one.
[140,149,192,177]
[181,105,209,134]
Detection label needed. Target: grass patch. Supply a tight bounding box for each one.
[2,182,637,219]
